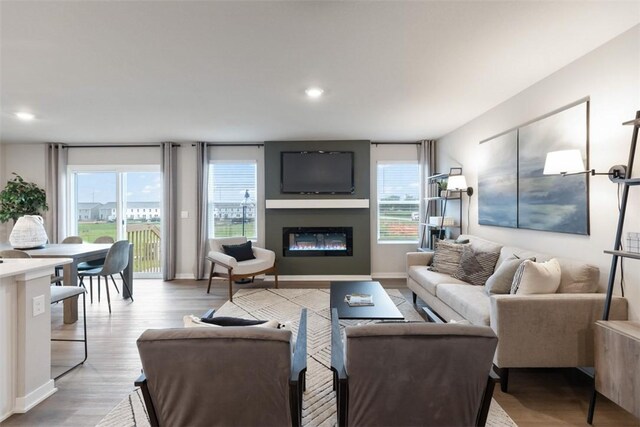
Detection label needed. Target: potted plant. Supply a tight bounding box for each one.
[437,181,448,197]
[0,173,49,248]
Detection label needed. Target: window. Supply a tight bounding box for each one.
[377,162,420,243]
[208,161,257,240]
[68,167,162,277]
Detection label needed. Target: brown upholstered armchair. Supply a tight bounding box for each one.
[135,308,307,427]
[330,308,499,427]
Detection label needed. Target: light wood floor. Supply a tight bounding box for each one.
[4,279,639,426]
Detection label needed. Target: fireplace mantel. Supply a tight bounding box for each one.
[265,199,369,209]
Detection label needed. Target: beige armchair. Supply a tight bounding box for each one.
[206,236,278,301]
[331,309,499,427]
[135,308,307,427]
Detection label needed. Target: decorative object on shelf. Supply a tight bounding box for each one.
[437,181,447,197]
[9,215,48,249]
[627,232,640,254]
[478,99,589,235]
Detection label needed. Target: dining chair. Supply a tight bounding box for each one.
[50,285,87,379]
[330,308,499,427]
[78,240,133,313]
[78,235,116,303]
[0,249,63,284]
[61,236,83,243]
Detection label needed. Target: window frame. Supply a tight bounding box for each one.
[376,160,421,244]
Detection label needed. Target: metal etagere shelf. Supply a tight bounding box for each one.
[419,169,463,251]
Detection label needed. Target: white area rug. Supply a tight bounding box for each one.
[98,288,517,426]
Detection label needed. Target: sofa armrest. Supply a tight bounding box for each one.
[207,251,238,270]
[406,251,433,270]
[490,294,628,368]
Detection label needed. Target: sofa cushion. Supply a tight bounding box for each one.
[452,245,500,286]
[408,265,469,295]
[436,284,491,326]
[511,259,561,295]
[556,259,599,293]
[485,255,535,295]
[429,240,466,275]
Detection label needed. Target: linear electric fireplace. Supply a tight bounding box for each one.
[283,227,353,257]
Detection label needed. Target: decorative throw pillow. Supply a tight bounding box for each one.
[510,258,562,295]
[428,240,466,275]
[452,245,500,286]
[222,241,255,262]
[183,315,280,329]
[485,255,535,295]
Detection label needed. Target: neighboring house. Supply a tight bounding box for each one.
[98,202,116,221]
[210,202,255,220]
[126,202,161,220]
[77,203,101,221]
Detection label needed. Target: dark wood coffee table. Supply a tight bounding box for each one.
[330,281,404,320]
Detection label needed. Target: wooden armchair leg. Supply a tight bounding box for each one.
[274,269,279,289]
[206,259,215,294]
[228,268,234,302]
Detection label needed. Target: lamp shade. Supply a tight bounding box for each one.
[543,149,585,175]
[447,175,468,191]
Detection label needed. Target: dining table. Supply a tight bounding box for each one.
[0,242,134,323]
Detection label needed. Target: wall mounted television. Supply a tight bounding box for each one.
[281,151,354,194]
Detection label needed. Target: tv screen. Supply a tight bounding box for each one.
[281,151,354,194]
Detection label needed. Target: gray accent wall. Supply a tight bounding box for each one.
[265,140,371,275]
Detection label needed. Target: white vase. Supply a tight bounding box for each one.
[9,215,48,249]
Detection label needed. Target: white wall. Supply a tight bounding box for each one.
[370,143,420,278]
[438,25,640,319]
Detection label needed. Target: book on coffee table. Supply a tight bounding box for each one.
[345,293,374,306]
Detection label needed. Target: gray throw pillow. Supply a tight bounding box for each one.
[428,240,466,275]
[452,245,500,286]
[484,254,535,295]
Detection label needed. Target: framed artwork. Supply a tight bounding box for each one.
[478,130,518,228]
[477,99,589,235]
[518,102,589,235]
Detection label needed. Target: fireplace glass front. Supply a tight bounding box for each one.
[283,227,353,257]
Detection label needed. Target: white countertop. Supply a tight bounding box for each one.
[0,258,72,279]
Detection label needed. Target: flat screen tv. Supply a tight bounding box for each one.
[281,151,354,194]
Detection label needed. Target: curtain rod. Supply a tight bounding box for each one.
[59,144,164,149]
[372,142,422,146]
[192,143,264,147]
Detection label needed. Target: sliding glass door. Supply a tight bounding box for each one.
[69,166,162,278]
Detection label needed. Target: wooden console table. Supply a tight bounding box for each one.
[594,320,640,420]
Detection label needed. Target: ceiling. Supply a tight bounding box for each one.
[1,1,639,144]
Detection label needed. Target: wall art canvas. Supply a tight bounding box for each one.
[478,130,518,228]
[518,102,589,235]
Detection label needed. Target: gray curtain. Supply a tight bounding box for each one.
[162,142,178,281]
[45,143,68,243]
[418,140,437,248]
[195,142,209,280]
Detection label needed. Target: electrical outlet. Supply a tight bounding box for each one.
[33,295,45,317]
[181,211,189,219]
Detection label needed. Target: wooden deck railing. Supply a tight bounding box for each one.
[127,223,161,273]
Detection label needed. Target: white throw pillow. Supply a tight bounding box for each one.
[510,259,562,295]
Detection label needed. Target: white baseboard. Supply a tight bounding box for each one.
[14,380,57,414]
[175,273,196,280]
[265,275,372,282]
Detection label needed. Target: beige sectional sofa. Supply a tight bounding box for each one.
[406,234,628,391]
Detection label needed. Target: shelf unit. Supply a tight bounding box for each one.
[588,110,640,424]
[419,170,463,250]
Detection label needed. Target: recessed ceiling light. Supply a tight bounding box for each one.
[15,112,35,121]
[305,87,324,99]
